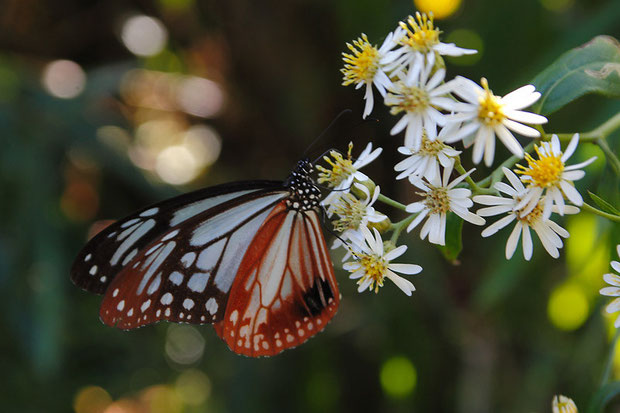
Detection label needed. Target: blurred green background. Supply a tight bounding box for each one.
[1,0,619,412]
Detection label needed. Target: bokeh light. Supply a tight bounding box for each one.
[182,125,222,167]
[121,15,168,57]
[102,399,141,413]
[540,0,575,12]
[42,60,86,99]
[380,356,417,399]
[414,0,462,19]
[547,283,589,331]
[141,385,183,413]
[176,76,225,118]
[165,325,205,365]
[155,145,198,185]
[445,29,483,66]
[73,386,112,413]
[175,369,211,406]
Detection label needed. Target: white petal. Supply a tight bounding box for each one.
[477,205,514,217]
[474,195,513,206]
[481,214,516,237]
[503,109,548,125]
[606,297,620,312]
[408,208,429,232]
[495,124,524,158]
[604,273,620,287]
[388,263,422,275]
[503,167,526,192]
[386,271,416,296]
[522,224,533,261]
[503,119,541,137]
[501,85,540,109]
[559,180,583,206]
[384,245,407,261]
[505,222,522,259]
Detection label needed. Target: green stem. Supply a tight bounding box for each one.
[601,328,620,386]
[377,193,408,211]
[476,142,536,189]
[581,202,620,223]
[389,214,417,244]
[454,156,491,195]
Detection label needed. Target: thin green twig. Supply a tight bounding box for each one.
[377,193,407,211]
[581,202,620,223]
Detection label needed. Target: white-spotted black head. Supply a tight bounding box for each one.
[285,159,321,211]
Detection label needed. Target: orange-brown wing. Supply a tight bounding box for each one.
[214,202,339,357]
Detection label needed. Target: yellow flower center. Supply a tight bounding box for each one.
[477,78,505,126]
[332,194,366,232]
[317,142,356,188]
[341,34,380,85]
[515,144,564,188]
[357,253,388,293]
[419,132,447,156]
[552,395,578,413]
[420,186,451,214]
[399,12,441,54]
[387,85,430,115]
[516,200,543,226]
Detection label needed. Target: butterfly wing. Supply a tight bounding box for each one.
[71,180,283,294]
[213,203,339,357]
[71,181,288,327]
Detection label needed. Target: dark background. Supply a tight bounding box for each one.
[1,0,620,412]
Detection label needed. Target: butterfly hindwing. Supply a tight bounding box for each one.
[213,203,339,357]
[71,180,283,295]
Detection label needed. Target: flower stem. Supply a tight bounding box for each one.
[581,202,620,223]
[597,138,620,176]
[475,142,536,188]
[389,214,417,244]
[377,193,408,211]
[601,328,620,386]
[454,156,494,195]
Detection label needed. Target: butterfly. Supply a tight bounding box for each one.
[71,159,340,357]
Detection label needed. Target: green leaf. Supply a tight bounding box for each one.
[437,213,463,262]
[589,191,620,215]
[587,381,620,413]
[532,35,620,115]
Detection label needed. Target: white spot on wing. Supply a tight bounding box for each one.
[137,241,176,294]
[197,238,227,271]
[183,298,195,310]
[181,252,196,268]
[112,288,119,297]
[169,271,184,286]
[121,218,140,228]
[117,300,125,311]
[140,207,159,217]
[84,253,92,262]
[205,298,218,315]
[187,272,210,293]
[161,229,179,241]
[147,273,162,295]
[122,248,138,266]
[141,299,151,312]
[89,265,98,276]
[160,292,173,305]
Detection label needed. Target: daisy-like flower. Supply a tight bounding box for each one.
[515,133,596,219]
[343,226,421,295]
[341,30,404,118]
[394,123,461,181]
[331,183,387,233]
[446,76,548,166]
[474,167,578,260]
[330,183,388,261]
[383,12,477,71]
[406,162,485,245]
[552,395,578,413]
[599,244,620,327]
[384,64,457,150]
[317,141,382,210]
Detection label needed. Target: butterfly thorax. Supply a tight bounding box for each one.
[285,159,321,212]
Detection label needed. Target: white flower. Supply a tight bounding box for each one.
[382,12,476,72]
[445,77,548,166]
[330,184,387,260]
[599,245,620,327]
[384,64,457,150]
[552,395,578,413]
[474,167,578,260]
[343,226,421,295]
[405,162,485,245]
[341,29,404,118]
[317,142,382,210]
[515,133,597,219]
[394,123,462,181]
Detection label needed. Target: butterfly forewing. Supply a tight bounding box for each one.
[213,203,339,357]
[71,181,283,295]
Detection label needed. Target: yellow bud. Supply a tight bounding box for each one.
[369,216,391,233]
[351,179,376,199]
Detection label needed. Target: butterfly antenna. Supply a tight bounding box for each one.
[302,109,353,159]
[318,206,350,248]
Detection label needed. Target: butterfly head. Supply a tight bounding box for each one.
[285,159,321,211]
